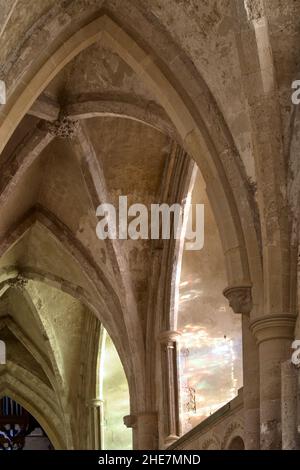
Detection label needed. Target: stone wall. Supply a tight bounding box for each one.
[169,389,244,450]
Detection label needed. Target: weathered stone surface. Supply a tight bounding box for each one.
[0,0,300,452]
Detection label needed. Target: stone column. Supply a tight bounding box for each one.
[158,330,181,448]
[223,284,260,449]
[88,399,104,450]
[251,314,296,449]
[281,360,300,449]
[0,80,6,104]
[298,370,300,440]
[125,413,158,449]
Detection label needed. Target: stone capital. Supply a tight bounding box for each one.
[123,414,137,429]
[88,398,103,408]
[8,275,28,289]
[244,0,265,21]
[250,314,296,344]
[223,284,253,314]
[158,330,181,345]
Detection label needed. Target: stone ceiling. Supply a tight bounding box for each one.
[0,0,299,449]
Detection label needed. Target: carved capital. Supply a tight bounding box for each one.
[123,414,136,429]
[44,117,79,139]
[158,330,181,345]
[250,314,296,344]
[8,275,28,289]
[244,0,265,21]
[88,398,103,408]
[223,284,253,315]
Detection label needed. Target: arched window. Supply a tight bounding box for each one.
[98,329,132,450]
[0,340,6,365]
[177,169,243,433]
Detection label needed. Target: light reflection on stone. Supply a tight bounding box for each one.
[178,321,242,432]
[178,170,243,433]
[102,333,132,449]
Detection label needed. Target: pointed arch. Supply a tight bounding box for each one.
[0,11,262,312]
[0,367,66,449]
[0,205,142,411]
[0,275,65,399]
[0,281,74,447]
[0,314,56,389]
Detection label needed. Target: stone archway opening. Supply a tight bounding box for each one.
[98,329,132,450]
[0,395,53,450]
[177,168,243,434]
[227,436,245,450]
[0,9,262,450]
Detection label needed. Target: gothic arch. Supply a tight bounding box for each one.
[0,277,65,398]
[0,7,266,448]
[0,206,140,414]
[0,368,66,449]
[0,314,56,389]
[0,11,262,310]
[0,281,75,448]
[222,421,245,450]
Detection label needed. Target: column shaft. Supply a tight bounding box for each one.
[251,315,296,449]
[242,315,260,449]
[133,413,158,450]
[281,360,300,449]
[159,330,180,447]
[89,399,104,450]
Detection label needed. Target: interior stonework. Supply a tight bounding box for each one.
[0,0,300,451]
[178,169,243,434]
